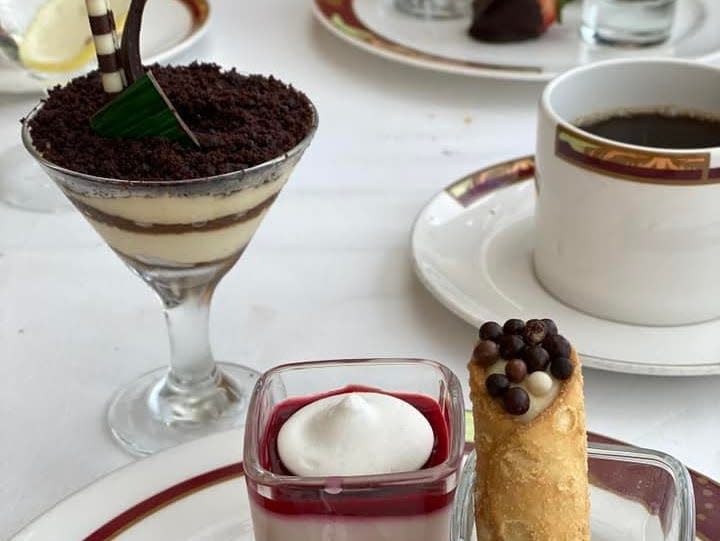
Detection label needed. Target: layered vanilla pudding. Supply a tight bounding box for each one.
[62,167,291,267]
[243,360,465,541]
[24,64,316,268]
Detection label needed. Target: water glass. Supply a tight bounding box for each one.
[394,0,471,19]
[580,0,677,47]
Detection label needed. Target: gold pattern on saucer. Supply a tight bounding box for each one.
[446,155,535,207]
[555,125,717,185]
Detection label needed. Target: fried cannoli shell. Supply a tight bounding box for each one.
[468,348,590,541]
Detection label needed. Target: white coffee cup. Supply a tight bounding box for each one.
[535,58,720,326]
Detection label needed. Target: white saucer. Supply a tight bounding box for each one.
[412,156,720,376]
[313,0,720,82]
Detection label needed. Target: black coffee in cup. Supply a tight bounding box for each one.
[576,109,720,149]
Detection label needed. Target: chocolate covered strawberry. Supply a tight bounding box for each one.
[469,0,574,42]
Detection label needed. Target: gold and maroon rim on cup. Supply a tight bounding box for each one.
[542,58,720,186]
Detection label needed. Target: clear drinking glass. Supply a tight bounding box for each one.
[394,0,471,19]
[21,100,318,456]
[580,0,678,47]
[243,358,466,541]
[453,444,696,541]
[0,0,111,212]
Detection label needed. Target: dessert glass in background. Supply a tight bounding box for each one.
[394,0,471,19]
[21,76,318,456]
[580,0,677,47]
[243,359,465,541]
[452,445,695,541]
[0,0,133,212]
[535,58,720,326]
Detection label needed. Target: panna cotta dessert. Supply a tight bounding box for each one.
[25,64,315,268]
[243,359,465,541]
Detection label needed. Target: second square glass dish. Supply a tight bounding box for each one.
[453,444,695,541]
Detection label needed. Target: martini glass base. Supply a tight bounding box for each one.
[108,362,260,456]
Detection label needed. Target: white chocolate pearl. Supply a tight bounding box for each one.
[526,371,553,397]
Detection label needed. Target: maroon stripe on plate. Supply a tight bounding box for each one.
[589,434,717,540]
[82,462,244,541]
[73,431,720,541]
[314,0,541,74]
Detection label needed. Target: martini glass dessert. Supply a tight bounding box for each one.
[20,1,317,456]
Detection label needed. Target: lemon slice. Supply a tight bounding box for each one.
[18,0,131,74]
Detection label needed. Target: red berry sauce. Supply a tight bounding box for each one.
[247,385,455,517]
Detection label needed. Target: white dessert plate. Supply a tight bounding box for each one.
[411,156,720,376]
[0,0,210,94]
[7,425,717,541]
[312,0,720,82]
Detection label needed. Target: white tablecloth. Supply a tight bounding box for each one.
[1,1,719,538]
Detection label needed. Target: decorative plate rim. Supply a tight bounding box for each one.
[312,0,720,83]
[8,424,719,541]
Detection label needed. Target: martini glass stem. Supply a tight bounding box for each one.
[162,282,216,386]
[127,255,241,425]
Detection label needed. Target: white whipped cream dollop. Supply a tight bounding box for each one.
[277,392,434,477]
[487,361,560,423]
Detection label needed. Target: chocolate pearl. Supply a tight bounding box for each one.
[543,334,571,358]
[551,357,574,380]
[523,345,550,372]
[503,387,530,415]
[473,340,500,366]
[542,318,558,336]
[503,318,525,335]
[485,373,510,397]
[498,335,525,360]
[526,371,553,396]
[523,319,547,345]
[479,321,503,342]
[505,359,528,383]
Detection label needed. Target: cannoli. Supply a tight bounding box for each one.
[468,318,590,541]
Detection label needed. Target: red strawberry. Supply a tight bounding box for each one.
[539,0,573,27]
[469,0,574,43]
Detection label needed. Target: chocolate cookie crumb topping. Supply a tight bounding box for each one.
[27,63,315,181]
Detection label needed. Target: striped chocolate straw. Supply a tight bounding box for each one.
[85,0,126,96]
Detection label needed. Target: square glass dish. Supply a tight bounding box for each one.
[243,358,466,541]
[452,443,696,541]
